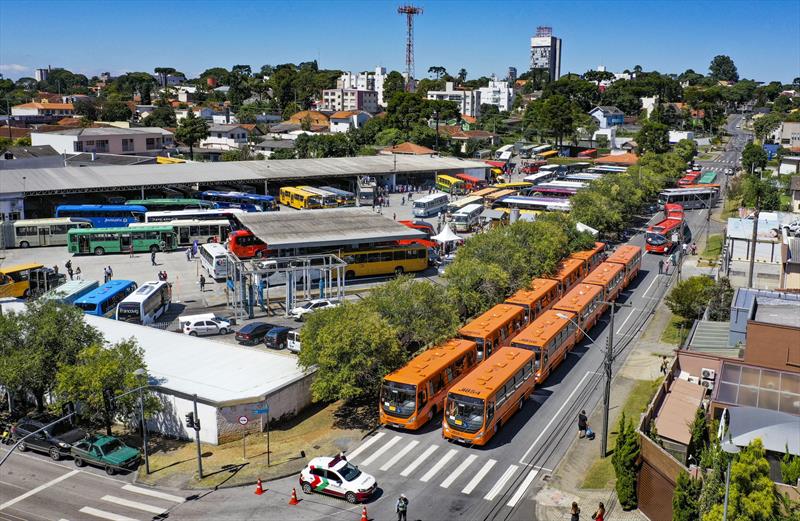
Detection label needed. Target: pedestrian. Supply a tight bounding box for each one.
[571,501,581,521]
[578,410,588,438]
[107,266,113,280]
[67,266,74,280]
[681,242,688,256]
[401,196,405,205]
[408,192,413,201]
[65,259,72,272]
[658,259,664,275]
[591,502,605,521]
[102,266,109,283]
[53,265,59,275]
[691,242,697,255]
[151,251,156,266]
[393,212,396,221]
[199,274,206,292]
[660,356,669,375]
[162,270,168,281]
[186,247,192,261]
[129,244,134,258]
[396,494,409,521]
[75,267,81,280]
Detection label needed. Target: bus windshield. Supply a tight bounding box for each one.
[645,232,666,245]
[75,302,98,312]
[116,302,141,323]
[381,381,416,418]
[446,394,484,432]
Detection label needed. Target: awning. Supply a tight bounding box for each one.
[431,224,463,243]
[727,406,800,455]
[481,208,505,220]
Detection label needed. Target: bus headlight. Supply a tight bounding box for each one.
[407,415,416,423]
[475,432,484,439]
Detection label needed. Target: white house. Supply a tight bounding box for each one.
[427,82,481,118]
[770,121,800,149]
[199,124,250,150]
[31,127,174,155]
[589,106,625,129]
[669,130,695,143]
[640,96,659,118]
[477,79,515,112]
[12,100,74,117]
[175,107,215,122]
[329,111,372,133]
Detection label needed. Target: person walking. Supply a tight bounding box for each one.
[129,244,134,258]
[151,251,157,266]
[658,259,664,275]
[578,410,588,438]
[186,247,192,261]
[393,212,396,221]
[65,259,72,274]
[396,494,409,521]
[67,266,74,280]
[591,502,605,521]
[199,274,206,292]
[691,242,697,255]
[401,196,405,205]
[660,355,669,375]
[571,502,581,521]
[75,267,81,280]
[102,266,109,283]
[681,242,688,256]
[107,266,113,280]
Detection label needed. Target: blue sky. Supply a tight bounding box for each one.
[1,0,798,83]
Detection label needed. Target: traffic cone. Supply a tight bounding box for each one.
[254,479,263,495]
[360,505,368,521]
[289,488,299,505]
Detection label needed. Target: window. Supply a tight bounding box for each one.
[122,138,134,152]
[15,226,36,236]
[146,138,156,149]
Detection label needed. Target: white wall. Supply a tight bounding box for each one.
[31,132,77,154]
[148,392,219,445]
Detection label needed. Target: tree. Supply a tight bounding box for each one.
[298,302,407,402]
[636,120,670,154]
[687,407,708,463]
[457,68,468,84]
[174,109,209,160]
[237,101,271,124]
[524,94,576,147]
[144,106,176,128]
[699,440,727,517]
[153,67,176,90]
[665,276,715,321]
[741,174,782,211]
[100,101,132,122]
[428,66,447,80]
[383,70,405,102]
[741,143,768,173]
[709,55,739,82]
[781,446,800,485]
[612,412,640,510]
[55,339,155,435]
[583,69,616,82]
[444,257,511,317]
[73,99,98,121]
[753,113,782,142]
[673,138,697,163]
[706,277,734,321]
[673,471,702,521]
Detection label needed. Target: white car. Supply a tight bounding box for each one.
[299,454,377,504]
[289,299,339,321]
[182,317,232,336]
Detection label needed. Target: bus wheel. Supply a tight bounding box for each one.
[150,245,160,253]
[19,241,29,248]
[94,247,105,256]
[394,266,404,276]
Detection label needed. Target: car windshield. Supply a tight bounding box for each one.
[446,393,484,432]
[49,421,74,436]
[100,439,124,453]
[381,381,416,418]
[338,462,362,482]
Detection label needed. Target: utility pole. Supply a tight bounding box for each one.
[601,300,632,458]
[193,394,203,479]
[746,188,761,289]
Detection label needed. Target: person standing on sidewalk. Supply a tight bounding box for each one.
[658,259,664,275]
[660,355,669,375]
[396,494,409,521]
[571,502,581,521]
[591,502,605,521]
[151,251,157,266]
[199,274,206,292]
[578,410,588,438]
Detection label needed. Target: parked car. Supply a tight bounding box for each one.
[287,329,302,353]
[182,316,232,336]
[289,299,339,321]
[71,435,140,475]
[264,326,291,349]
[235,321,276,345]
[299,453,377,504]
[11,415,86,460]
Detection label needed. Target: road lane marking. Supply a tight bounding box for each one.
[462,459,496,494]
[506,469,540,507]
[346,432,385,460]
[0,469,79,511]
[642,273,660,298]
[519,371,597,465]
[360,435,401,466]
[484,465,518,501]
[615,307,637,335]
[121,485,185,503]
[440,454,477,489]
[101,496,166,515]
[400,445,438,477]
[419,449,458,482]
[78,507,139,521]
[380,440,419,471]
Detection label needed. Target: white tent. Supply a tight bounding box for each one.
[431,224,463,244]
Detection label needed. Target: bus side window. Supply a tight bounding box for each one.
[432,374,444,395]
[487,401,494,420]
[418,389,427,407]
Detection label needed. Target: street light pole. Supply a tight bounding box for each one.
[193,394,203,479]
[721,440,741,521]
[133,368,150,475]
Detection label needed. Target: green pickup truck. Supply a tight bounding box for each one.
[70,435,141,475]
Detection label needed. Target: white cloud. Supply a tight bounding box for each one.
[0,64,31,74]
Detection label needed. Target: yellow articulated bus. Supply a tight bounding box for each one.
[490,181,533,191]
[339,244,428,279]
[442,347,536,446]
[279,187,324,210]
[0,263,44,298]
[380,339,478,430]
[436,175,466,195]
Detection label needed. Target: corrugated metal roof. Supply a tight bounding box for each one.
[654,379,706,445]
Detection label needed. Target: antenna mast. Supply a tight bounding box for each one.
[397,4,423,91]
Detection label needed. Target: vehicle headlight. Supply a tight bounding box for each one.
[475,432,484,439]
[407,415,416,422]
[58,442,69,448]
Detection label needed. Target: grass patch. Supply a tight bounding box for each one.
[580,378,663,489]
[700,234,723,263]
[660,314,692,346]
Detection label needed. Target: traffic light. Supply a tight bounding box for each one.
[103,389,116,412]
[185,412,194,429]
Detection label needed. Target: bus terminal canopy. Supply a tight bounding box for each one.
[235,208,427,250]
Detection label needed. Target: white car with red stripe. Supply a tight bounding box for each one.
[299,453,377,504]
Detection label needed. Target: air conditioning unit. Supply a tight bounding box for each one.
[701,368,716,380]
[687,376,700,384]
[678,371,690,381]
[701,380,715,393]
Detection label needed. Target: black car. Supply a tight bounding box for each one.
[235,322,276,345]
[264,326,290,349]
[11,415,86,460]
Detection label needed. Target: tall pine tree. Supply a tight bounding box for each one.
[612,412,640,510]
[673,470,702,521]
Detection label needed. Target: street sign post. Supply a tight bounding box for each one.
[252,405,270,466]
[238,416,248,459]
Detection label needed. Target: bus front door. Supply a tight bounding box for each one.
[120,234,132,251]
[164,234,175,250]
[38,227,49,246]
[79,236,90,254]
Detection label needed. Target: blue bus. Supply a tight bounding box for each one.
[74,279,138,317]
[199,191,278,212]
[55,205,146,228]
[39,279,99,304]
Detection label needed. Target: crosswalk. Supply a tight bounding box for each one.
[62,483,185,521]
[349,432,540,508]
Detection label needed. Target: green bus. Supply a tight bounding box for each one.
[67,226,177,256]
[697,171,717,184]
[125,199,216,211]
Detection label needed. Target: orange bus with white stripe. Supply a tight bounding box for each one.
[583,261,626,302]
[546,257,588,295]
[504,278,560,324]
[380,339,478,430]
[458,303,526,361]
[552,283,605,340]
[509,310,580,383]
[442,347,536,446]
[570,242,607,273]
[606,245,642,287]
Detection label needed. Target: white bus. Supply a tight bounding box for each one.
[11,218,92,248]
[447,195,484,215]
[200,243,230,279]
[115,281,171,325]
[413,193,450,217]
[451,203,484,232]
[130,219,231,246]
[144,208,244,223]
[494,144,514,160]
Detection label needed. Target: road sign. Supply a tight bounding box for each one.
[238,415,249,425]
[252,408,268,414]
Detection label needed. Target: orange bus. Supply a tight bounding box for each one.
[583,261,625,302]
[504,278,560,324]
[380,339,478,430]
[509,310,579,383]
[485,189,517,204]
[458,303,526,361]
[606,245,642,287]
[442,347,536,446]
[471,186,502,202]
[546,257,587,295]
[552,283,605,340]
[570,242,606,273]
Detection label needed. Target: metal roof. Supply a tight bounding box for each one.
[0,155,488,196]
[727,406,800,455]
[237,208,427,249]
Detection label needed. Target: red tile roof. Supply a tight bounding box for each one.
[0,126,32,139]
[461,115,477,124]
[595,152,639,165]
[14,101,74,110]
[382,142,436,155]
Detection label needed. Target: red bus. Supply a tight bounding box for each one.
[455,173,487,191]
[227,229,268,258]
[645,204,684,254]
[677,172,700,186]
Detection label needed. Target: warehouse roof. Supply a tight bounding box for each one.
[237,207,427,249]
[0,155,487,195]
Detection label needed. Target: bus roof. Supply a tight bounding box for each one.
[0,263,44,274]
[459,303,525,339]
[12,217,85,226]
[437,174,464,183]
[130,219,229,227]
[454,203,484,215]
[449,347,535,400]
[549,257,585,282]
[282,186,320,197]
[320,186,355,196]
[40,280,98,301]
[511,310,575,349]
[582,261,624,288]
[125,198,208,205]
[74,280,136,305]
[383,339,477,386]
[122,281,168,302]
[505,278,559,308]
[57,204,147,212]
[570,242,606,262]
[552,283,603,314]
[471,187,501,198]
[537,150,558,158]
[66,225,174,234]
[455,173,482,183]
[413,193,449,204]
[606,245,642,266]
[146,208,244,218]
[492,182,533,189]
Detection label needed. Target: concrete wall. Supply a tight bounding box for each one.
[744,321,800,372]
[32,133,77,154]
[727,236,782,263]
[148,392,219,445]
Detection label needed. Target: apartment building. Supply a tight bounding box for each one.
[321,89,379,114]
[337,66,389,106]
[477,79,515,112]
[426,82,481,118]
[31,127,174,155]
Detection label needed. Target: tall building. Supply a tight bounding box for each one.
[507,67,518,83]
[478,77,515,112]
[336,66,389,107]
[426,82,481,118]
[35,67,51,83]
[530,26,561,82]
